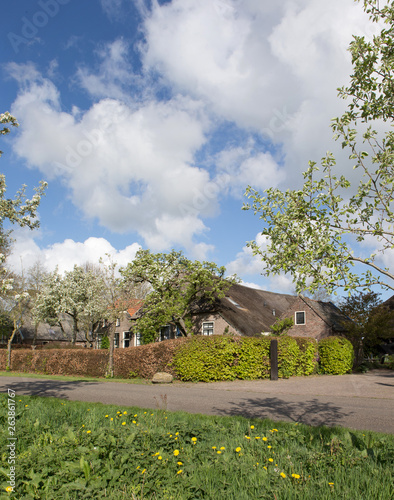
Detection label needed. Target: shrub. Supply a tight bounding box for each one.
[318,336,354,375]
[100,335,110,349]
[233,337,270,380]
[172,335,317,382]
[293,337,318,376]
[172,336,238,382]
[277,336,300,378]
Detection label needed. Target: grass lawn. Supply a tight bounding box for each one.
[0,371,149,385]
[0,394,393,499]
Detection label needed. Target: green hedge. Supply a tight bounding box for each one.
[294,337,318,376]
[318,336,354,375]
[171,335,318,382]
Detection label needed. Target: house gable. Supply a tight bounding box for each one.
[280,295,351,341]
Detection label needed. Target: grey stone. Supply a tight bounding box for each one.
[152,372,173,384]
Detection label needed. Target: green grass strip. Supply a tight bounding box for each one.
[0,395,393,499]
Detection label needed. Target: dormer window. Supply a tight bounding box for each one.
[227,297,241,309]
[295,311,306,325]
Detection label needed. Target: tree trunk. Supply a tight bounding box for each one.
[106,328,115,378]
[6,321,18,371]
[174,316,191,337]
[72,314,78,345]
[84,329,93,348]
[33,322,38,346]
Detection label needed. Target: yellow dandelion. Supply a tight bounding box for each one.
[220,446,225,450]
[177,470,183,474]
[25,405,28,408]
[87,430,91,434]
[141,469,146,474]
[267,445,272,449]
[6,486,13,492]
[122,422,126,426]
[272,429,278,432]
[110,418,113,421]
[82,425,85,427]
[173,450,180,456]
[268,458,274,462]
[123,411,127,415]
[262,437,267,441]
[280,472,286,478]
[158,456,162,460]
[245,436,251,440]
[292,474,301,479]
[217,451,222,454]
[212,446,217,450]
[235,447,241,452]
[255,436,260,440]
[191,437,197,443]
[177,461,183,465]
[105,415,109,418]
[175,432,179,436]
[329,483,334,487]
[250,425,255,429]
[132,420,136,424]
[263,466,267,470]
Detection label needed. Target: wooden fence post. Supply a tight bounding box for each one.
[270,338,278,381]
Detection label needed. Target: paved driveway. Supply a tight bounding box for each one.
[1,370,393,434]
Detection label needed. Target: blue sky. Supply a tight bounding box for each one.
[1,0,390,297]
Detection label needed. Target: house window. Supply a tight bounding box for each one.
[114,332,120,348]
[202,322,214,336]
[96,333,103,348]
[295,311,306,325]
[160,325,171,341]
[116,318,120,327]
[123,332,131,348]
[135,333,142,346]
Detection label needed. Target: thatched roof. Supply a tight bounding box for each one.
[19,321,85,343]
[215,283,297,336]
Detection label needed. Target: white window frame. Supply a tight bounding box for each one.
[295,311,306,325]
[114,332,120,348]
[116,318,120,327]
[123,331,131,348]
[160,325,171,341]
[202,321,214,336]
[135,332,142,346]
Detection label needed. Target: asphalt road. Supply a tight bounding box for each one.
[1,370,393,434]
